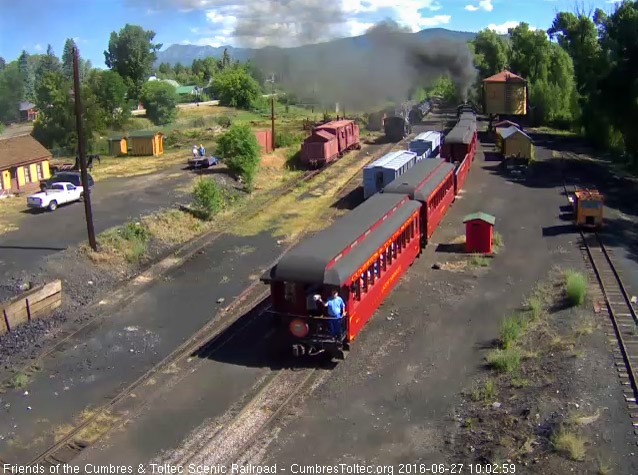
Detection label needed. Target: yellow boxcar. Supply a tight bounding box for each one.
[574,189,604,228]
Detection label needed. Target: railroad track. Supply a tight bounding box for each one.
[21,134,405,470]
[563,182,638,434]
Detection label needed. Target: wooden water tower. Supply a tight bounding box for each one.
[483,70,527,131]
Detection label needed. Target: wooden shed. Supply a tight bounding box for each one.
[254,130,273,153]
[483,70,527,116]
[497,126,533,160]
[463,212,495,254]
[129,131,164,157]
[107,135,128,156]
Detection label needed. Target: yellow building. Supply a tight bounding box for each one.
[129,131,164,157]
[497,126,533,160]
[483,70,527,116]
[107,135,128,156]
[0,135,52,193]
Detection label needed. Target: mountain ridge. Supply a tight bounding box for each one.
[155,28,478,66]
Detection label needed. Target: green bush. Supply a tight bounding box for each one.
[276,130,304,148]
[212,67,260,109]
[564,270,586,306]
[486,348,521,373]
[527,296,542,320]
[500,315,527,349]
[215,115,232,128]
[216,124,261,190]
[192,179,224,220]
[122,222,151,242]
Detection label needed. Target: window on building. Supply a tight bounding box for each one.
[23,166,31,183]
[36,163,43,180]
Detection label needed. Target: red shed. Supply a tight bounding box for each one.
[254,130,273,153]
[463,212,495,254]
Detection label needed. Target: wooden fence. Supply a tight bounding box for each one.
[1,280,62,335]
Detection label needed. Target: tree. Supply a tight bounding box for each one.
[18,50,34,101]
[215,124,260,190]
[140,81,178,125]
[212,67,260,109]
[32,70,75,150]
[508,23,551,83]
[218,48,231,71]
[104,24,162,100]
[88,69,129,128]
[192,57,218,84]
[37,45,60,77]
[0,62,26,123]
[597,1,638,159]
[158,62,173,76]
[61,38,78,81]
[0,57,5,70]
[471,29,509,79]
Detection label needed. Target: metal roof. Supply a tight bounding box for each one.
[129,130,163,138]
[444,122,475,145]
[383,158,454,202]
[463,212,496,225]
[316,120,354,129]
[262,193,416,286]
[498,126,530,141]
[483,70,526,83]
[412,131,442,143]
[308,130,335,142]
[364,150,416,171]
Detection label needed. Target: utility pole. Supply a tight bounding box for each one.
[271,96,276,151]
[72,47,97,251]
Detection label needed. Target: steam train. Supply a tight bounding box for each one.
[384,99,432,142]
[261,104,477,359]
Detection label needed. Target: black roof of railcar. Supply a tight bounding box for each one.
[262,193,419,286]
[383,158,455,202]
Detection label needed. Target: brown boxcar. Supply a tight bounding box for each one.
[301,119,360,167]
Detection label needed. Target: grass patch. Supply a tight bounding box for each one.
[551,426,586,461]
[469,378,498,403]
[468,254,489,267]
[7,372,29,389]
[567,409,601,426]
[142,209,207,245]
[486,348,521,373]
[564,270,587,306]
[500,315,528,349]
[491,231,503,250]
[88,221,151,266]
[510,376,529,388]
[526,295,543,320]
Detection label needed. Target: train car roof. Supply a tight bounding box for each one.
[412,131,442,142]
[364,150,417,171]
[262,193,418,286]
[444,123,475,144]
[316,120,354,129]
[382,158,455,202]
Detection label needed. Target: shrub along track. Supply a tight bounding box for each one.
[563,178,638,440]
[25,135,408,469]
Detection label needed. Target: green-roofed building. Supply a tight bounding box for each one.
[129,131,164,156]
[107,135,128,156]
[463,212,496,254]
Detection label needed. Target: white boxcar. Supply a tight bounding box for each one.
[363,150,418,199]
[409,131,443,159]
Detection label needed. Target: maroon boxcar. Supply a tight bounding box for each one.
[301,119,360,167]
[441,120,477,163]
[261,193,421,358]
[383,158,456,243]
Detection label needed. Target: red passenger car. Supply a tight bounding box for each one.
[261,193,421,358]
[301,119,361,168]
[383,158,455,243]
[454,154,471,195]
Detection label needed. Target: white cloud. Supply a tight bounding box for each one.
[347,20,375,36]
[465,0,492,12]
[418,15,451,27]
[487,21,536,34]
[34,44,43,51]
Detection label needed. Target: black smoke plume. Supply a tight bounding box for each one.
[254,20,477,110]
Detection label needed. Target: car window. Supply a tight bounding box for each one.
[51,184,64,190]
[66,184,75,191]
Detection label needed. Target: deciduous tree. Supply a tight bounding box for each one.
[215,124,260,190]
[104,24,162,100]
[140,80,178,125]
[211,67,260,109]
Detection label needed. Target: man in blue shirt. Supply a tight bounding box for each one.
[317,290,346,338]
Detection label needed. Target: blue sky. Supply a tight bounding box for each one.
[0,0,622,67]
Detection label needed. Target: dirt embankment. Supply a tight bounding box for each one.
[450,268,636,474]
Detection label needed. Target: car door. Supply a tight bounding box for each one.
[65,184,77,203]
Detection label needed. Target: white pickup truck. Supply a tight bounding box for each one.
[26,182,84,211]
